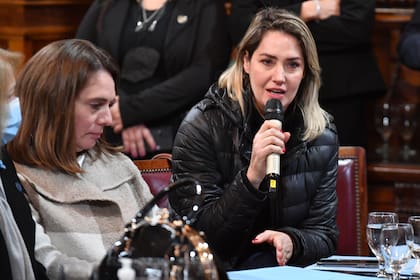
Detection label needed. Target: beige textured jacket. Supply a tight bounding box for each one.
[15,150,153,280]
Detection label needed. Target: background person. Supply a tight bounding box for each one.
[7,39,153,279]
[229,0,386,148]
[76,0,231,159]
[0,48,23,144]
[0,53,48,280]
[398,0,420,70]
[169,8,339,270]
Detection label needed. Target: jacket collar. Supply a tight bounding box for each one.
[205,85,255,162]
[205,84,244,127]
[14,151,136,204]
[205,85,308,161]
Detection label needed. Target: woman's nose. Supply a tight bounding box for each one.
[273,65,286,83]
[98,107,113,126]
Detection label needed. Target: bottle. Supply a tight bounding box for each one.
[117,258,135,280]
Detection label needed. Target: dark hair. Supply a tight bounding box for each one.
[8,39,120,174]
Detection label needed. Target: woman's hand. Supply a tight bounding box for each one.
[318,0,340,20]
[246,120,290,189]
[252,230,294,266]
[301,0,340,22]
[121,124,156,158]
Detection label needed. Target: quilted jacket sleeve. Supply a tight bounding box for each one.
[169,105,268,263]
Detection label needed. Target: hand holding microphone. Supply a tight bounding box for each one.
[264,99,284,192]
[246,99,288,190]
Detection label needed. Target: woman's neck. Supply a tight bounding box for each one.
[140,0,167,10]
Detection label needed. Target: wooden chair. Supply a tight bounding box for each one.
[336,146,369,256]
[133,153,172,208]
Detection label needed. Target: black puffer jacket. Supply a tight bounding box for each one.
[169,84,339,270]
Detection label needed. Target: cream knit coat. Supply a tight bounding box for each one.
[15,150,153,279]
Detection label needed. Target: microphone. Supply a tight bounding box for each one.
[264,99,284,192]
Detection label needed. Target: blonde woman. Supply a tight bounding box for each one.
[169,8,339,270]
[230,0,385,148]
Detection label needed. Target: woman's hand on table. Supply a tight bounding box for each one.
[252,230,294,266]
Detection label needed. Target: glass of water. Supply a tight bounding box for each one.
[408,216,420,276]
[380,223,414,280]
[366,212,399,277]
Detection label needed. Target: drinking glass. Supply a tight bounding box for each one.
[399,103,417,161]
[367,212,399,277]
[132,257,169,279]
[380,223,414,280]
[408,216,420,276]
[375,102,395,162]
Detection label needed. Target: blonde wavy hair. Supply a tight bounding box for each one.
[218,8,330,141]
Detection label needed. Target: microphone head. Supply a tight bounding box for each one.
[264,99,284,121]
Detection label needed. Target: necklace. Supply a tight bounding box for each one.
[135,0,167,32]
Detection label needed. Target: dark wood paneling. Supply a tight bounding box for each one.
[0,0,91,61]
[368,4,420,224]
[369,7,420,163]
[368,162,420,222]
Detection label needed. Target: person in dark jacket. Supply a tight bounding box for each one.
[76,0,230,159]
[398,0,420,70]
[229,0,386,149]
[169,8,339,271]
[0,149,48,280]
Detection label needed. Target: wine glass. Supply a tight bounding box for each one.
[380,223,414,280]
[399,103,417,161]
[375,102,394,162]
[408,216,420,276]
[367,211,399,277]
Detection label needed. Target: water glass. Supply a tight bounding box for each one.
[408,216,420,276]
[380,223,414,280]
[366,211,399,277]
[375,102,395,162]
[398,103,417,161]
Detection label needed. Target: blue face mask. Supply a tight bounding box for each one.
[2,97,21,144]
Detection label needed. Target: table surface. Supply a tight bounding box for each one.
[227,256,418,280]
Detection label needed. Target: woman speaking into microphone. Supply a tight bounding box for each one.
[169,8,339,271]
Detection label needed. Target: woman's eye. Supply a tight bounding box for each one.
[286,61,301,72]
[261,59,274,66]
[90,103,103,110]
[290,62,299,68]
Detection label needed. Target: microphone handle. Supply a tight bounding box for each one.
[266,119,282,192]
[266,153,280,176]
